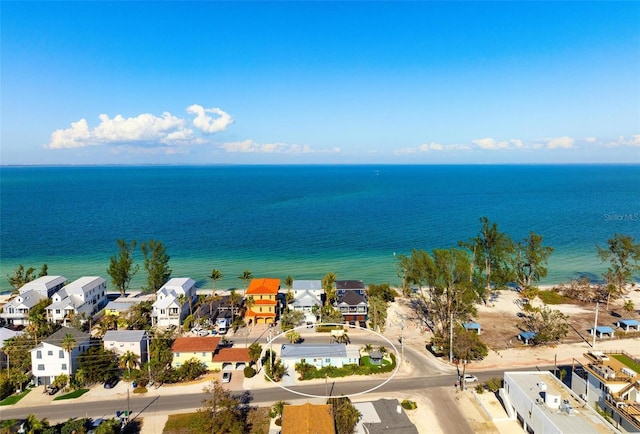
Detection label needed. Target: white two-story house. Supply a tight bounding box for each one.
[103,330,148,365]
[0,276,67,326]
[151,278,196,328]
[46,276,107,324]
[31,327,91,386]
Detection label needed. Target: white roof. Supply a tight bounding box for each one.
[103,330,147,343]
[19,275,66,294]
[153,296,179,309]
[292,280,322,291]
[290,290,322,307]
[280,343,360,360]
[8,290,46,309]
[63,276,106,295]
[159,278,195,293]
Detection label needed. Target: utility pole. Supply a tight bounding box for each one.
[449,312,454,363]
[146,333,152,381]
[592,301,599,348]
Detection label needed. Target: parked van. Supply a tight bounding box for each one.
[217,317,231,334]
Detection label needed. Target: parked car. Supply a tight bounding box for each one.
[463,374,478,383]
[104,377,119,389]
[197,330,210,336]
[222,372,231,383]
[45,385,59,395]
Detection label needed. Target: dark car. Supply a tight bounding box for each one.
[103,377,119,389]
[45,385,59,395]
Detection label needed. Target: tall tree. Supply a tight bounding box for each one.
[327,397,362,434]
[7,265,36,292]
[61,334,76,357]
[198,380,245,433]
[22,414,49,434]
[461,217,513,302]
[120,351,139,376]
[107,239,139,296]
[228,290,242,322]
[238,270,253,290]
[511,232,554,290]
[209,269,222,290]
[322,272,337,305]
[597,234,640,307]
[141,239,172,293]
[37,264,48,278]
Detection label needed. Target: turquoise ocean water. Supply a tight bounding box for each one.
[1,165,639,294]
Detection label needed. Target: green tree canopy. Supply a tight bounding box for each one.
[107,239,139,296]
[597,233,640,307]
[141,239,171,293]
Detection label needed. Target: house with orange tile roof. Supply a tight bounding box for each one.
[281,402,335,434]
[244,278,280,325]
[171,336,220,370]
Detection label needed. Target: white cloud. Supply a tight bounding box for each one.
[472,138,510,150]
[220,139,330,154]
[186,105,234,134]
[585,137,597,143]
[46,105,231,150]
[546,136,575,149]
[607,135,640,147]
[395,142,471,154]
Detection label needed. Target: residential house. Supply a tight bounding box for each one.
[103,330,149,365]
[1,291,47,326]
[151,278,197,328]
[288,280,323,300]
[244,278,280,325]
[0,327,23,369]
[216,294,242,321]
[335,280,366,298]
[0,275,67,326]
[212,347,251,371]
[334,291,368,326]
[280,343,360,369]
[502,371,619,434]
[288,290,323,324]
[103,299,142,317]
[354,399,419,434]
[281,403,335,434]
[19,276,67,298]
[171,336,221,370]
[46,276,107,324]
[571,351,640,433]
[30,327,91,386]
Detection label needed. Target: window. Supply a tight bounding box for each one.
[59,350,64,358]
[175,353,180,358]
[56,309,61,314]
[202,352,206,357]
[48,350,53,356]
[36,350,42,359]
[37,364,44,370]
[61,363,67,370]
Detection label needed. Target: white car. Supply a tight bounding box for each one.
[463,374,478,383]
[222,372,232,383]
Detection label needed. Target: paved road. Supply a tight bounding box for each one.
[0,369,517,424]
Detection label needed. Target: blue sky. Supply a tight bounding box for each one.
[2,1,639,165]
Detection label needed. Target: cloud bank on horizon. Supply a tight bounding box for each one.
[46,105,639,158]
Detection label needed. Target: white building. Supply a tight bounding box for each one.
[502,371,619,434]
[0,327,23,368]
[151,278,196,327]
[0,276,67,326]
[289,280,323,299]
[288,290,323,324]
[18,276,67,298]
[280,343,360,369]
[46,276,107,324]
[103,330,148,365]
[31,327,91,386]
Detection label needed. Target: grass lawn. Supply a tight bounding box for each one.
[163,408,270,434]
[361,355,392,370]
[0,388,31,406]
[53,388,89,400]
[611,354,640,374]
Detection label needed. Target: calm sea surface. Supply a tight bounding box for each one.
[1,165,639,294]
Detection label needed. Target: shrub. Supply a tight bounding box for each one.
[484,377,502,392]
[537,290,565,305]
[133,386,147,394]
[401,399,417,410]
[475,384,484,394]
[244,366,256,378]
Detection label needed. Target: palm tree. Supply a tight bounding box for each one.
[623,299,635,314]
[271,400,289,420]
[229,290,242,323]
[120,351,139,376]
[23,413,49,434]
[244,296,256,325]
[322,272,337,305]
[362,344,373,354]
[284,275,294,291]
[177,294,187,320]
[334,333,349,344]
[210,269,222,290]
[93,320,109,337]
[286,330,301,344]
[238,270,253,290]
[205,291,222,318]
[61,333,76,359]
